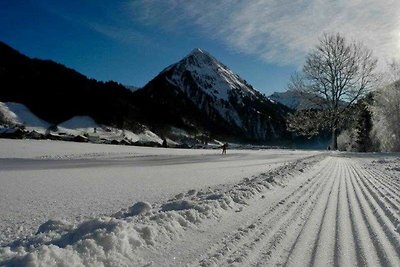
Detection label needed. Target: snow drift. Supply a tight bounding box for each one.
[0,156,322,266]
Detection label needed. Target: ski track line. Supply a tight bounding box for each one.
[343,159,376,267]
[275,157,400,267]
[307,158,342,267]
[347,162,400,267]
[363,165,400,191]
[247,161,333,267]
[363,163,400,190]
[190,156,400,267]
[356,166,400,227]
[281,159,349,267]
[267,158,340,267]
[361,166,400,202]
[191,157,333,267]
[350,163,400,257]
[281,157,343,267]
[362,170,400,211]
[352,162,400,231]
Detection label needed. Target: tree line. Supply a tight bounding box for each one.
[287,33,400,152]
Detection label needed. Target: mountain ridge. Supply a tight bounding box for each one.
[0,41,291,144]
[0,41,141,130]
[133,48,290,142]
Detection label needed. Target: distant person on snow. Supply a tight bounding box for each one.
[221,143,228,154]
[162,138,168,148]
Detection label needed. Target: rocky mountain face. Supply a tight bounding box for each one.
[133,49,290,142]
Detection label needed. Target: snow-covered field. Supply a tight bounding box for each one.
[0,139,399,266]
[0,140,319,244]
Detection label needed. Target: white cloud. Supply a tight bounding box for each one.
[129,0,400,66]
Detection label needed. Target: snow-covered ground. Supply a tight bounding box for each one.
[0,139,399,266]
[0,140,319,244]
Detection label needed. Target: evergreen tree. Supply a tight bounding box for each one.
[354,96,374,152]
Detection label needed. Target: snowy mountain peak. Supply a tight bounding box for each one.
[164,48,258,103]
[188,48,206,56]
[139,49,288,141]
[178,48,219,71]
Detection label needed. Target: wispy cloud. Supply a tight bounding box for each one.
[129,0,400,66]
[36,0,151,45]
[88,22,150,44]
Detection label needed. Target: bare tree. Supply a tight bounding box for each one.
[288,33,378,149]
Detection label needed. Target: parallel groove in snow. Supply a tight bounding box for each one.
[276,161,335,265]
[193,158,334,266]
[284,160,340,267]
[362,166,400,204]
[203,174,321,265]
[348,162,389,266]
[192,156,400,267]
[2,154,399,266]
[250,165,331,266]
[349,164,400,260]
[356,167,400,230]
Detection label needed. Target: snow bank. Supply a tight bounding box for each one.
[0,155,323,266]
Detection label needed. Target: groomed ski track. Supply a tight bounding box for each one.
[192,156,400,267]
[1,148,400,267]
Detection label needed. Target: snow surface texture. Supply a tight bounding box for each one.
[0,144,323,266]
[1,140,399,266]
[0,139,319,245]
[0,150,400,266]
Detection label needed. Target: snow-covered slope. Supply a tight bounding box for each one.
[57,116,162,144]
[58,115,98,130]
[0,103,162,145]
[0,102,50,132]
[135,49,289,141]
[56,115,103,138]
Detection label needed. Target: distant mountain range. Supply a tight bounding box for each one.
[269,91,322,110]
[269,90,348,111]
[0,41,292,144]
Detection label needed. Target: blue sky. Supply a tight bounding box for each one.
[1,1,398,94]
